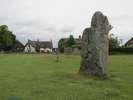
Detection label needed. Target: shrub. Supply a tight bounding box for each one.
[109,47,133,55]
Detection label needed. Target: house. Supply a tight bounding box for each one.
[125,38,133,47]
[0,39,24,52]
[14,40,24,52]
[24,40,53,53]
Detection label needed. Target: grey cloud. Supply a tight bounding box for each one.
[11,19,75,34]
[5,19,76,47]
[112,15,133,22]
[0,0,133,47]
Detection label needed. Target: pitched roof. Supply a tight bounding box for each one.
[14,40,24,48]
[125,38,133,46]
[26,40,53,49]
[38,41,53,48]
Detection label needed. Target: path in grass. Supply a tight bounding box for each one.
[0,54,133,100]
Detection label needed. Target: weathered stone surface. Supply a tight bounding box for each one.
[79,11,112,77]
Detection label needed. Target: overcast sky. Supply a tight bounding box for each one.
[0,0,133,47]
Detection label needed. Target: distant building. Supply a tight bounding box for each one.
[14,40,24,52]
[64,47,73,54]
[59,35,82,54]
[125,38,133,47]
[24,40,53,53]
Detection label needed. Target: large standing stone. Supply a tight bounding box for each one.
[79,11,112,77]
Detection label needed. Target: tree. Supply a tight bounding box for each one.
[58,35,76,52]
[58,39,65,52]
[109,33,119,48]
[0,25,16,51]
[67,35,75,47]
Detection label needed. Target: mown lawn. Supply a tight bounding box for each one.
[0,54,133,100]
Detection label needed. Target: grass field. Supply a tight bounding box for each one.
[0,54,133,100]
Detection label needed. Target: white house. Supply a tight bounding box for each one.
[24,40,53,53]
[24,44,36,53]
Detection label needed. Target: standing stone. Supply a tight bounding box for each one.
[79,11,112,77]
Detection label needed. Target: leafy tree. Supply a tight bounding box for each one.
[109,33,120,48]
[0,25,16,51]
[58,35,75,52]
[67,35,75,47]
[58,39,65,52]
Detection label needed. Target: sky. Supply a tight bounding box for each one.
[0,0,133,47]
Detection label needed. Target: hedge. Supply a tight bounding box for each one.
[109,47,133,55]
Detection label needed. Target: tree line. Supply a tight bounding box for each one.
[58,34,120,52]
[0,24,131,53]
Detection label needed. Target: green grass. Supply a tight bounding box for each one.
[0,54,133,100]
